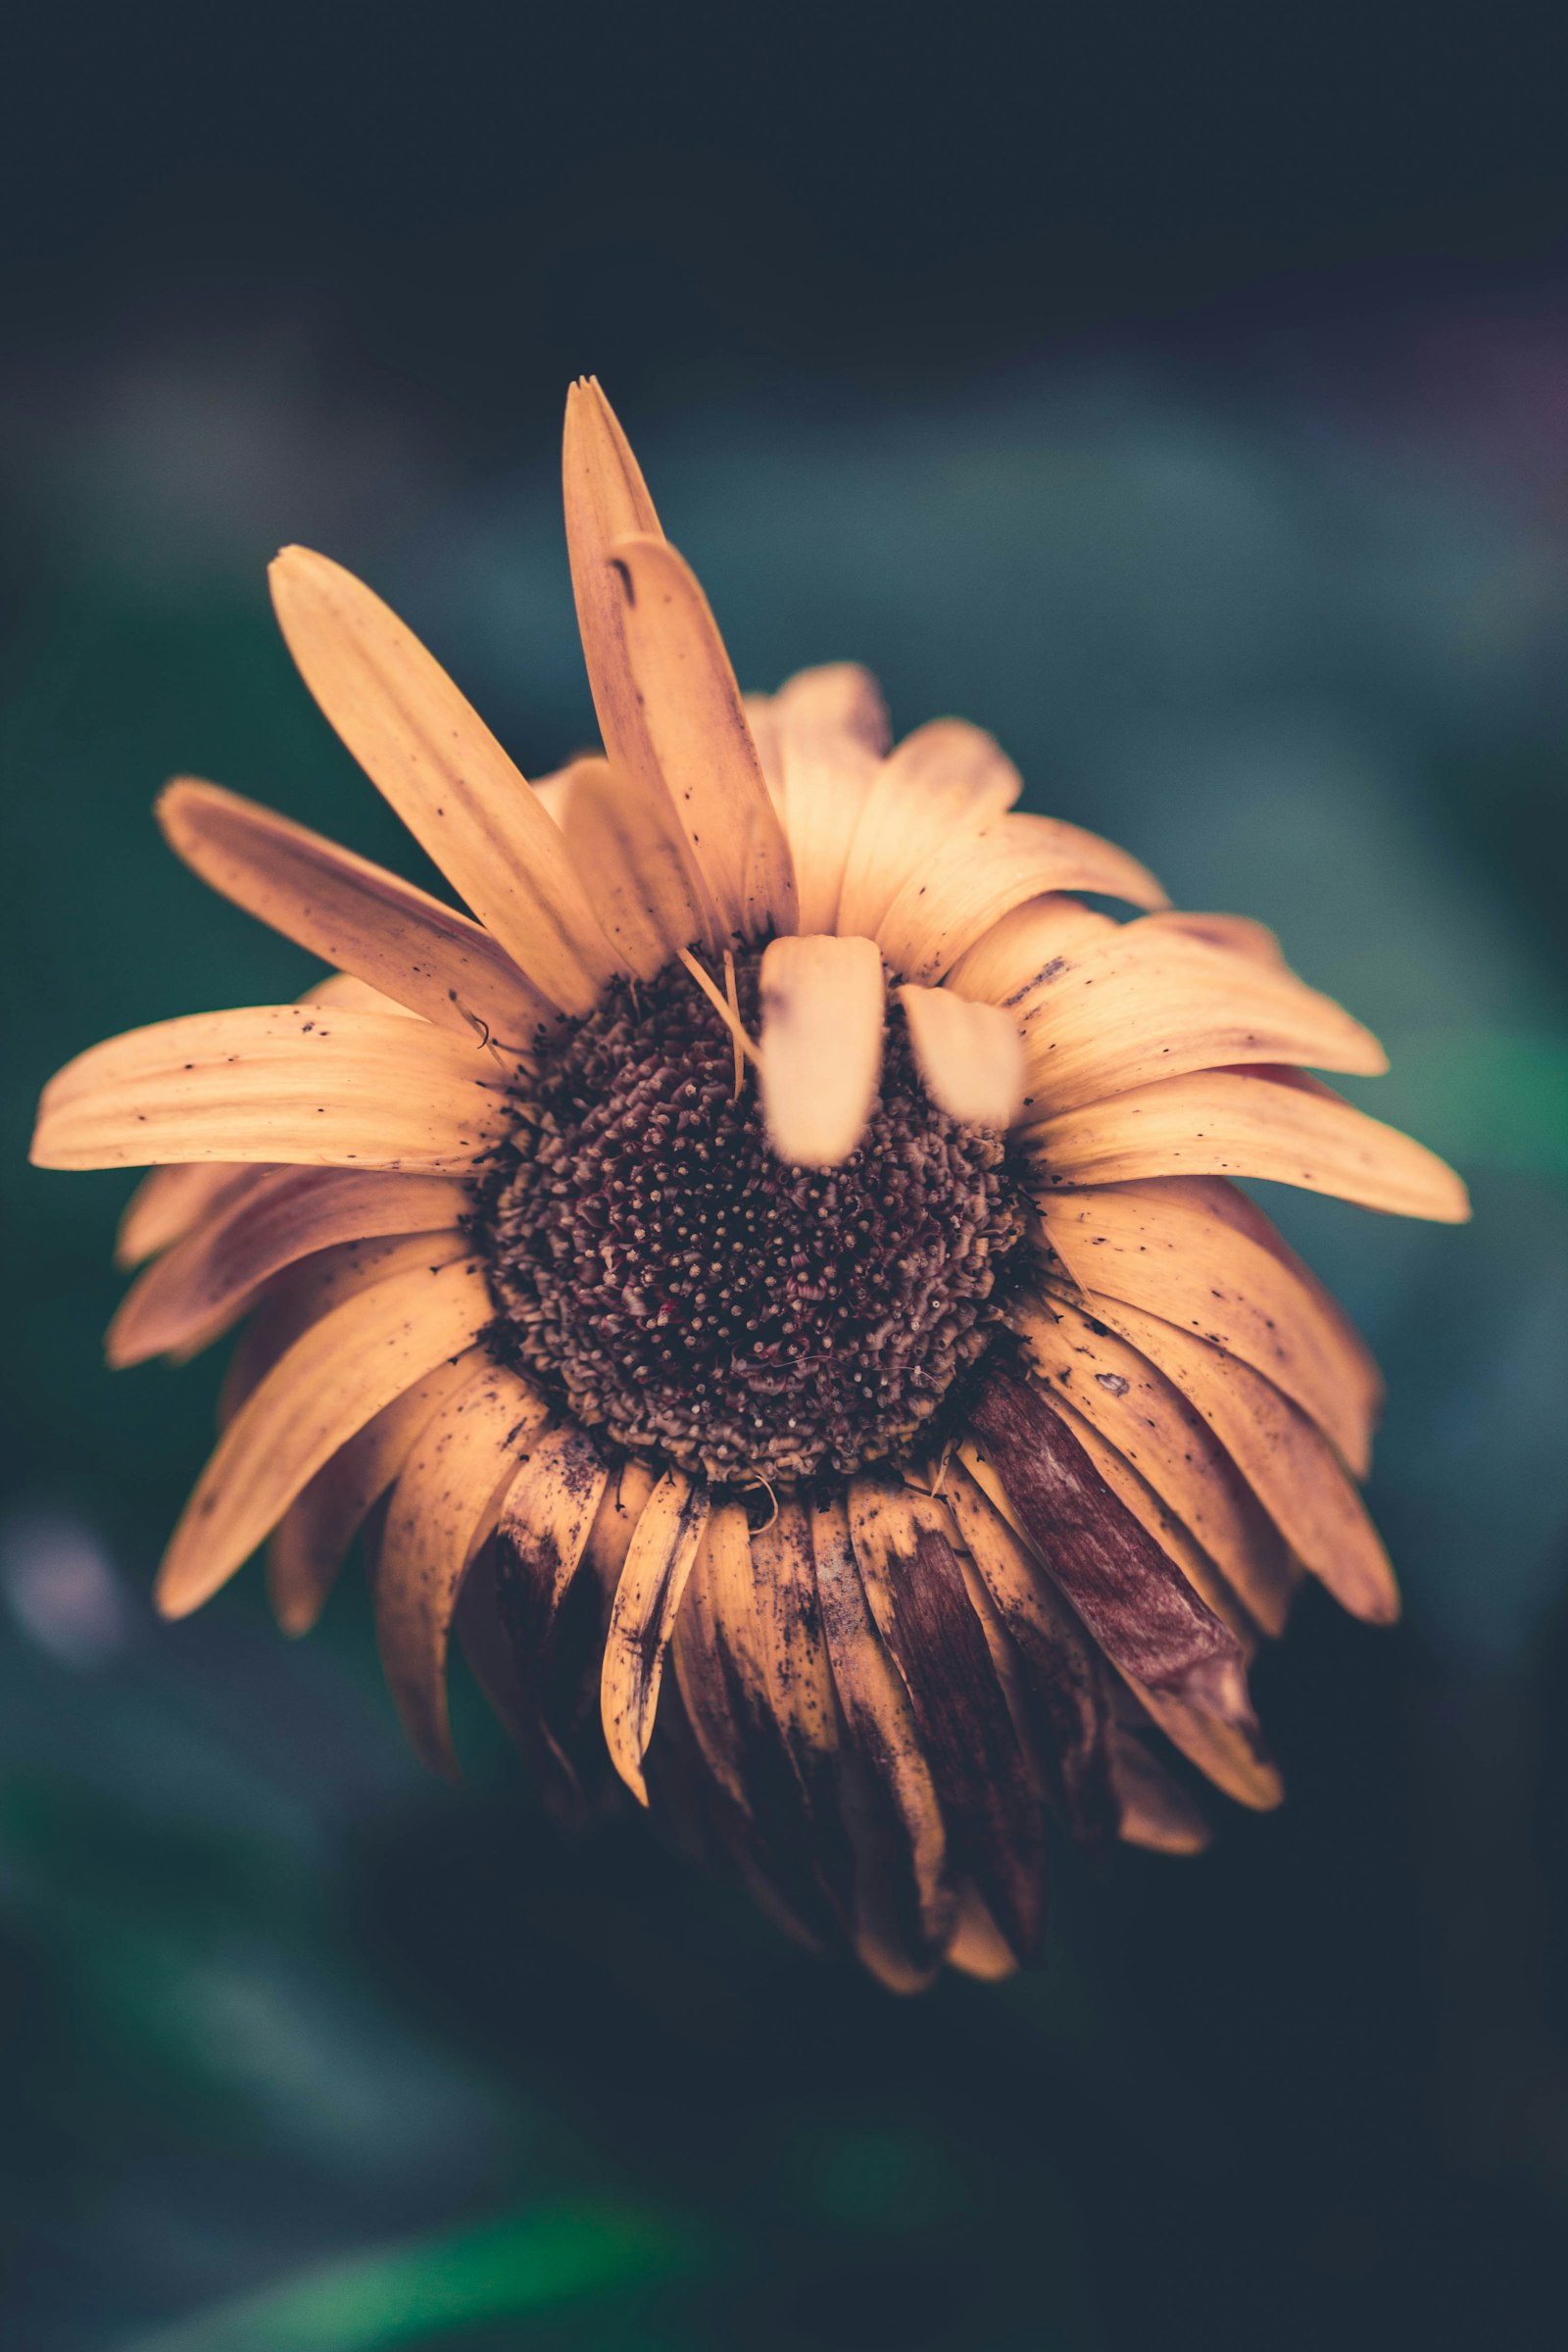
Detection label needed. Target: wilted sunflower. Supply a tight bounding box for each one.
[31,380,1469,1986]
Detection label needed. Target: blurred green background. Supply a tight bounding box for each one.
[3,8,1568,2347]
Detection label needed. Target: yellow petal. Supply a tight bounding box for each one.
[1026,1066,1470,1221]
[944,894,1118,1007]
[605,534,798,943]
[32,1004,512,1174]
[600,1467,710,1803]
[1007,1291,1294,1639]
[269,545,624,1012]
[107,1168,466,1367]
[896,984,1023,1128]
[158,779,554,1050]
[115,1162,249,1270]
[1015,923,1388,1117]
[267,1348,483,1636]
[768,663,889,936]
[1083,1293,1399,1625]
[541,755,708,979]
[1035,1179,1380,1475]
[374,1361,548,1775]
[759,933,884,1166]
[156,1250,494,1618]
[836,719,1024,942]
[877,810,1167,984]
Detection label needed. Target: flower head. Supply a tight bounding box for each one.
[31,381,1469,1986]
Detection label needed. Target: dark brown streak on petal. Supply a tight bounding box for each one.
[968,1363,1258,1737]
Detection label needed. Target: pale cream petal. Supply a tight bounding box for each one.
[1026,1067,1470,1221]
[269,546,624,1012]
[897,984,1023,1128]
[1081,1293,1399,1624]
[155,1250,494,1618]
[835,719,1025,942]
[267,1348,483,1635]
[877,810,1168,984]
[1035,1180,1379,1475]
[1015,924,1388,1117]
[768,664,890,935]
[32,1004,512,1174]
[541,755,708,978]
[944,895,1118,1007]
[605,534,798,943]
[116,1163,249,1269]
[373,1361,548,1775]
[600,1467,710,1803]
[157,779,554,1049]
[760,934,884,1166]
[107,1168,467,1367]
[1009,1290,1294,1637]
[1136,908,1288,965]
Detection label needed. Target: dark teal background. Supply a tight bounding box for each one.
[3,9,1567,2347]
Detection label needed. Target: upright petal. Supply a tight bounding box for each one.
[269,546,625,1011]
[759,934,884,1165]
[605,534,798,942]
[896,984,1024,1128]
[158,779,555,1048]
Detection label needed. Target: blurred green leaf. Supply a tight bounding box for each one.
[121,2200,694,2352]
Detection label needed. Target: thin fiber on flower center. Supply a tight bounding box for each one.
[473,952,1025,1484]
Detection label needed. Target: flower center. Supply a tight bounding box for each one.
[472,951,1025,1487]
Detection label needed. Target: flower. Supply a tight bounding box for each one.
[30,379,1470,1988]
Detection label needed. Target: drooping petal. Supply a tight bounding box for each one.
[269,546,624,1011]
[767,664,889,935]
[600,1467,710,1803]
[808,1491,954,1984]
[966,1363,1257,1730]
[1035,1180,1379,1475]
[539,757,708,979]
[1026,1067,1470,1221]
[896,984,1024,1128]
[32,1004,512,1174]
[959,1438,1284,1811]
[266,1348,483,1635]
[603,534,798,943]
[836,719,1024,941]
[944,1463,1119,1850]
[157,779,555,1049]
[1011,1290,1295,1638]
[1079,1296,1400,1624]
[945,895,1117,1007]
[1014,924,1389,1117]
[107,1168,467,1366]
[848,1471,1048,1966]
[373,1361,548,1775]
[488,1424,611,1784]
[877,810,1168,984]
[155,1249,494,1618]
[759,934,885,1166]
